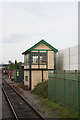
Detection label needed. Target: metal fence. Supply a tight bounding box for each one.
[48,70,80,114]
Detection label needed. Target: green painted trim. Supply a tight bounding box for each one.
[29,52,32,89]
[22,39,58,54]
[32,49,53,51]
[24,68,55,71]
[30,52,48,65]
[46,51,48,69]
[47,51,48,69]
[38,50,40,69]
[54,52,56,69]
[29,70,31,89]
[31,63,47,65]
[42,70,43,82]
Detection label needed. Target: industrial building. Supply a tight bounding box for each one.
[56,45,79,70]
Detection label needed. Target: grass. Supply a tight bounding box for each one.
[35,96,79,118]
[17,81,79,118]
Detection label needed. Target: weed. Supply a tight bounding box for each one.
[31,81,48,98]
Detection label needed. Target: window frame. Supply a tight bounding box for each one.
[31,52,47,65]
[24,54,29,65]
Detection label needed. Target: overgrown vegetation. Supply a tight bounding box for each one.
[36,96,78,118]
[31,81,48,98]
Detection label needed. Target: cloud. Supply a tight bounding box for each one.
[0,2,78,64]
[1,34,27,43]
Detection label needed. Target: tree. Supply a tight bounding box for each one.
[8,60,14,70]
[8,60,19,70]
[14,60,19,69]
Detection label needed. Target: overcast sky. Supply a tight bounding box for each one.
[0,2,78,64]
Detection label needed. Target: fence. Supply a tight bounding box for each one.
[48,70,80,114]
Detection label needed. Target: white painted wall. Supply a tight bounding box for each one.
[56,45,79,70]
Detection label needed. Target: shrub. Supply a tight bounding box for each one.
[31,80,48,98]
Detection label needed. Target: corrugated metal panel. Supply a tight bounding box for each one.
[48,70,80,114]
[56,46,79,70]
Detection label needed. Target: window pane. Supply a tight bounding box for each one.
[32,56,38,64]
[24,54,29,65]
[31,52,47,64]
[39,52,47,64]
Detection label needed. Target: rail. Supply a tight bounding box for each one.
[2,79,45,120]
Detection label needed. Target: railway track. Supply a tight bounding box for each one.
[2,90,15,119]
[2,79,45,120]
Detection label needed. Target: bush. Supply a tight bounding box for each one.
[31,81,48,98]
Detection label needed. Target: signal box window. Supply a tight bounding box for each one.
[31,52,47,65]
[32,56,38,64]
[39,53,47,64]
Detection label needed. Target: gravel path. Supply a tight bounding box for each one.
[18,88,51,118]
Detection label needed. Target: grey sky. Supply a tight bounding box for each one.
[0,2,78,63]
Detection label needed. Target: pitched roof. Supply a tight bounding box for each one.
[22,39,58,54]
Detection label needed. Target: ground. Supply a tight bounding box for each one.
[5,78,79,118]
[0,74,2,119]
[7,80,52,118]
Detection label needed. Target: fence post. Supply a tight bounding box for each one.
[64,70,66,105]
[75,70,77,76]
[54,69,56,74]
[64,70,65,81]
[78,70,80,116]
[64,70,65,77]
